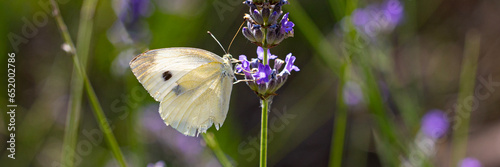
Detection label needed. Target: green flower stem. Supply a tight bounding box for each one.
[262,28,268,65]
[50,1,127,166]
[260,98,270,167]
[202,133,232,167]
[451,31,481,167]
[61,0,98,166]
[329,62,349,167]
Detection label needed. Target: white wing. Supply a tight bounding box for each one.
[129,48,233,136]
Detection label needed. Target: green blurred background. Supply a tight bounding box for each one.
[1,0,500,166]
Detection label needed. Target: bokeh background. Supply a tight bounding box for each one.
[1,0,500,166]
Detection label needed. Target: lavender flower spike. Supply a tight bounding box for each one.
[241,0,293,48]
[236,48,298,99]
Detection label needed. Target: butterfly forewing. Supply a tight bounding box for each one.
[130,48,233,136]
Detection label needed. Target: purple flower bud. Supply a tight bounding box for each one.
[252,9,264,25]
[421,109,449,139]
[273,0,289,12]
[266,24,279,45]
[274,58,284,70]
[243,0,252,6]
[268,11,281,25]
[250,58,260,69]
[460,157,482,167]
[242,27,256,42]
[244,0,257,11]
[266,29,277,45]
[282,53,300,74]
[253,25,264,43]
[273,32,286,45]
[262,8,270,22]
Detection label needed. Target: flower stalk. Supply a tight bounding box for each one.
[202,133,233,167]
[50,0,127,166]
[260,98,270,167]
[238,1,297,166]
[62,0,98,166]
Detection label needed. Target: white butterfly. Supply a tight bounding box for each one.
[129,47,234,137]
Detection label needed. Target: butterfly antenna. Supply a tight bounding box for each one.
[207,31,227,54]
[227,21,245,53]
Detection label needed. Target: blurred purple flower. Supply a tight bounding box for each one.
[385,0,403,22]
[108,0,153,46]
[352,9,370,26]
[460,157,482,167]
[421,109,449,139]
[140,106,204,164]
[147,161,165,167]
[343,81,363,106]
[351,0,403,37]
[140,106,163,132]
[117,0,152,26]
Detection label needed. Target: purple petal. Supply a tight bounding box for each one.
[253,63,272,84]
[257,47,264,60]
[282,12,289,20]
[256,46,277,64]
[283,53,300,74]
[236,55,251,76]
[239,55,248,62]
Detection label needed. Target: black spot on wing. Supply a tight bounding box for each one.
[162,71,172,81]
[173,85,183,95]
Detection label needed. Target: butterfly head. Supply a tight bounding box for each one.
[223,54,233,64]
